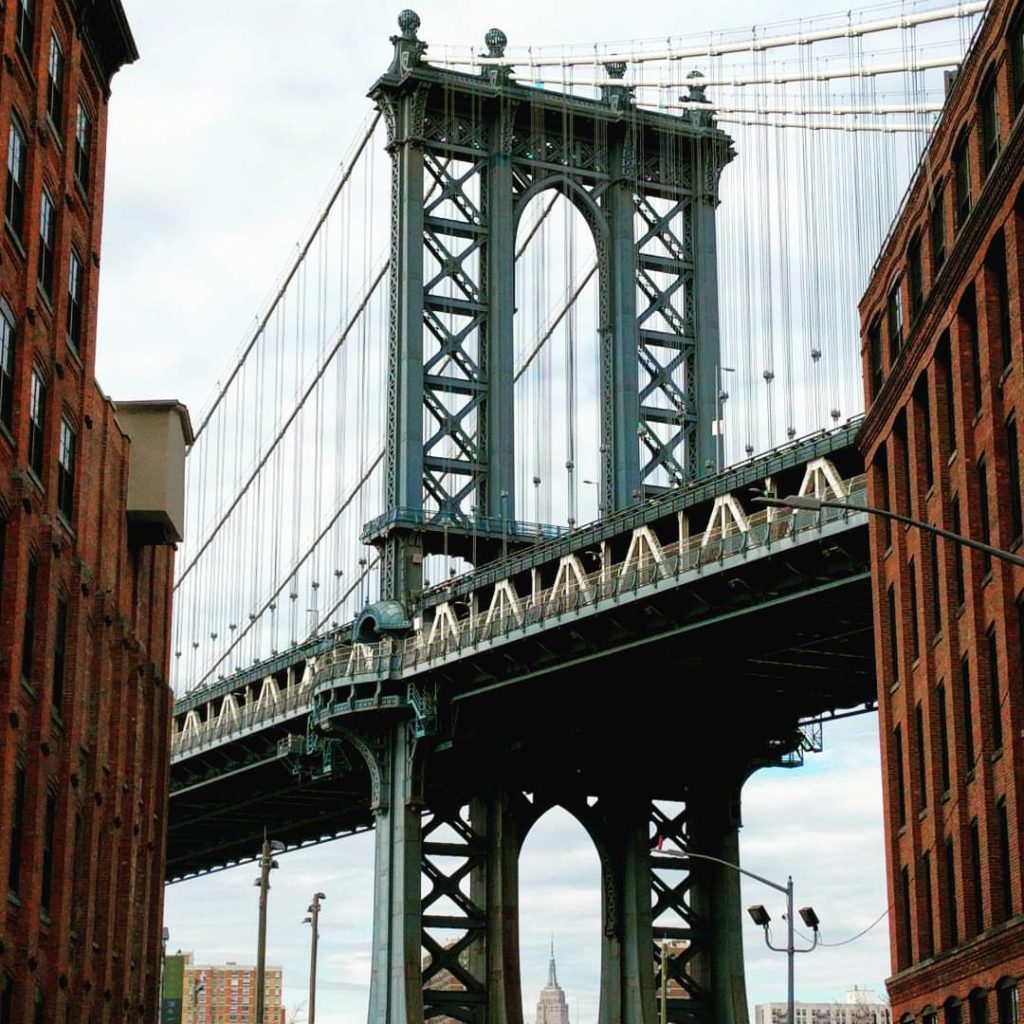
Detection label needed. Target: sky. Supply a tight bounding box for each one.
[92,2,902,1022]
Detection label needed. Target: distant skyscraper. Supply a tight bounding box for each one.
[536,944,571,1024]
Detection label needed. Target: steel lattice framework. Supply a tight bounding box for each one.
[367,13,733,605]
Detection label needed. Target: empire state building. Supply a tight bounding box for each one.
[536,945,571,1024]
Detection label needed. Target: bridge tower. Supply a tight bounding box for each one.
[362,10,733,607]
[347,13,743,1024]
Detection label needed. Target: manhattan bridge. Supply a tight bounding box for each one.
[166,4,984,1023]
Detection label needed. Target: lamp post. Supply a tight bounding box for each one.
[302,891,326,1024]
[254,834,285,1024]
[751,494,1024,569]
[656,848,819,1024]
[583,478,604,518]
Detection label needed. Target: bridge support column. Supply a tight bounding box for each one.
[366,722,425,1024]
[597,794,657,1024]
[686,772,750,1024]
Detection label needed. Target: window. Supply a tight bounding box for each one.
[997,800,1013,921]
[897,412,912,515]
[953,495,966,608]
[970,990,989,1024]
[1014,14,1024,114]
[53,594,67,710]
[986,234,1012,372]
[888,278,904,360]
[0,305,12,431]
[997,981,1019,1024]
[931,184,947,273]
[57,418,75,520]
[937,332,956,457]
[66,247,83,354]
[917,378,934,489]
[888,583,900,684]
[970,818,984,935]
[954,129,972,229]
[931,533,942,637]
[900,864,913,968]
[895,723,908,826]
[74,102,91,191]
[980,73,1001,175]
[978,456,992,576]
[0,508,6,594]
[959,287,982,417]
[909,233,924,319]
[877,447,892,547]
[923,852,935,957]
[21,555,37,682]
[40,789,56,914]
[7,762,25,892]
[988,624,1002,749]
[5,116,26,238]
[909,559,921,661]
[27,369,45,479]
[1008,418,1022,544]
[37,189,55,300]
[948,1002,964,1024]
[0,973,12,1024]
[945,837,959,948]
[915,699,927,809]
[15,0,34,60]
[962,654,976,768]
[938,683,951,793]
[32,986,42,1024]
[46,34,64,134]
[869,316,884,399]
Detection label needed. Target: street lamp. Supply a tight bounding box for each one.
[254,834,285,1024]
[302,891,326,1024]
[583,479,604,518]
[746,891,820,1024]
[751,494,1024,569]
[656,848,819,1024]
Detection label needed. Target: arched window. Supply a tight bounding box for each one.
[946,997,964,1024]
[969,987,989,1024]
[997,979,1019,1024]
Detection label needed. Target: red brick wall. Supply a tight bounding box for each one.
[0,3,173,1021]
[859,0,1024,1018]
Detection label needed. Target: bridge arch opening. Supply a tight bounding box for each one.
[518,804,601,1024]
[514,188,603,529]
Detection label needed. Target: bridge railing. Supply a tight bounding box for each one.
[171,673,315,760]
[172,473,867,756]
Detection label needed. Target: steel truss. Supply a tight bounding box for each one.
[368,14,733,604]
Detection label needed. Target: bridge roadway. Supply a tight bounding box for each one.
[168,419,875,883]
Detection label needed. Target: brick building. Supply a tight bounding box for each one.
[161,953,286,1024]
[0,1,190,1022]
[858,0,1024,1020]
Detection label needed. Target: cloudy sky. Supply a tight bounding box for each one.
[92,2,900,1021]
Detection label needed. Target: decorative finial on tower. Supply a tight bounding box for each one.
[686,68,708,103]
[397,9,420,39]
[388,10,428,76]
[601,61,633,111]
[480,27,511,84]
[548,938,558,987]
[485,27,507,57]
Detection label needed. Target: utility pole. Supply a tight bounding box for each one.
[303,891,326,1024]
[254,834,284,1024]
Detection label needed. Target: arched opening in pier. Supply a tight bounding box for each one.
[518,805,602,1024]
[514,188,602,529]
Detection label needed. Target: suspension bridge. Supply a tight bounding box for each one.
[165,4,985,1023]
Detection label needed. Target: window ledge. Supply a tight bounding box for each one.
[3,222,26,262]
[45,116,63,153]
[56,509,74,537]
[890,680,901,695]
[973,409,985,428]
[0,419,14,452]
[967,767,976,784]
[24,465,44,497]
[35,284,54,317]
[65,339,82,370]
[999,363,1013,387]
[956,602,967,619]
[73,176,91,212]
[918,806,930,821]
[991,746,1004,763]
[981,570,993,588]
[6,890,20,910]
[20,677,36,699]
[948,449,959,469]
[942,789,951,803]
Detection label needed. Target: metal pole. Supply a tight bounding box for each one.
[660,940,668,1024]
[308,893,323,1024]
[256,835,271,1024]
[786,876,795,1024]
